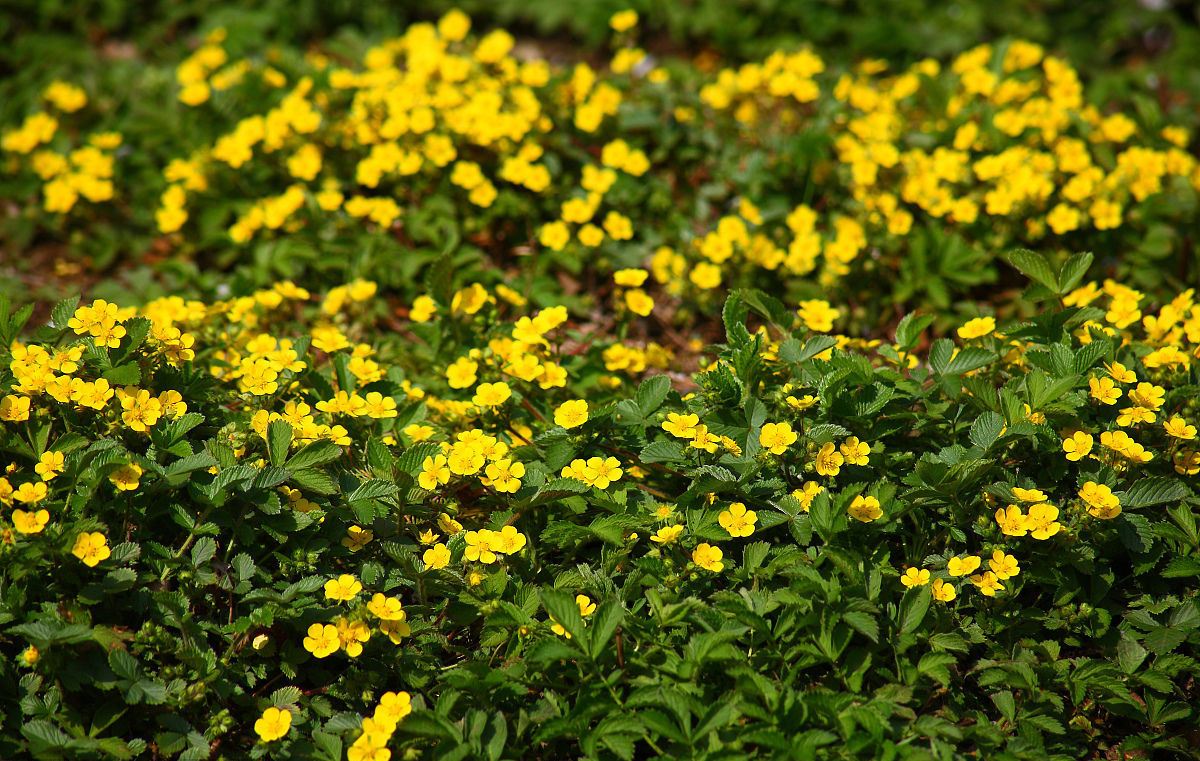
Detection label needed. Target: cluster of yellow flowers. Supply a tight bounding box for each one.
[346,690,413,760]
[679,42,1197,290]
[1,83,120,215]
[156,10,560,245]
[301,576,410,659]
[0,77,123,213]
[9,11,1193,317]
[901,549,1022,602]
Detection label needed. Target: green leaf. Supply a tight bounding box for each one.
[917,652,957,686]
[899,586,931,634]
[347,479,399,503]
[250,467,291,491]
[969,411,1005,450]
[928,339,954,374]
[50,295,80,331]
[289,468,338,495]
[796,335,838,362]
[1117,634,1148,674]
[191,536,217,567]
[540,589,585,645]
[103,363,142,386]
[1057,251,1093,295]
[944,348,995,376]
[635,375,671,416]
[722,292,752,346]
[1004,248,1058,292]
[267,421,293,467]
[895,313,935,351]
[842,611,879,644]
[1120,478,1190,509]
[586,600,624,660]
[640,440,686,464]
[286,440,344,470]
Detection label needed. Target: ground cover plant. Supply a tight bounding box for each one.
[2,9,1199,326]
[2,6,1200,761]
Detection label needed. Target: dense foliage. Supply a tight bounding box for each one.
[2,6,1200,761]
[3,252,1200,758]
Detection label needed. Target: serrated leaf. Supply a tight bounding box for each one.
[1005,248,1059,292]
[267,421,293,467]
[636,375,671,416]
[969,411,1004,450]
[286,440,344,470]
[1057,251,1093,294]
[1120,478,1190,509]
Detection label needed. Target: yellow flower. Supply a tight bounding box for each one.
[839,436,870,466]
[718,502,757,538]
[472,382,511,408]
[484,459,525,493]
[492,525,527,554]
[1089,376,1122,405]
[1025,503,1062,540]
[969,571,1004,597]
[464,530,498,564]
[375,690,413,724]
[1078,481,1121,519]
[13,482,48,503]
[1061,431,1093,461]
[995,505,1027,536]
[614,268,648,287]
[692,542,724,572]
[931,579,957,602]
[303,623,340,658]
[1164,416,1197,440]
[342,525,373,552]
[323,574,362,602]
[988,550,1020,580]
[1105,362,1137,384]
[0,395,31,421]
[650,525,684,544]
[445,357,479,390]
[759,421,797,455]
[1010,487,1047,502]
[584,456,623,489]
[419,455,452,490]
[623,289,654,316]
[335,617,371,656]
[423,543,452,570]
[254,707,292,743]
[957,316,995,340]
[814,442,844,476]
[448,442,484,476]
[12,508,50,534]
[554,400,589,429]
[437,513,463,534]
[1117,406,1155,427]
[689,262,722,290]
[1129,382,1165,410]
[797,300,840,332]
[610,9,638,32]
[946,555,981,577]
[663,413,700,439]
[791,482,823,512]
[847,494,882,522]
[109,462,143,491]
[900,567,931,588]
[71,532,111,567]
[367,593,405,621]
